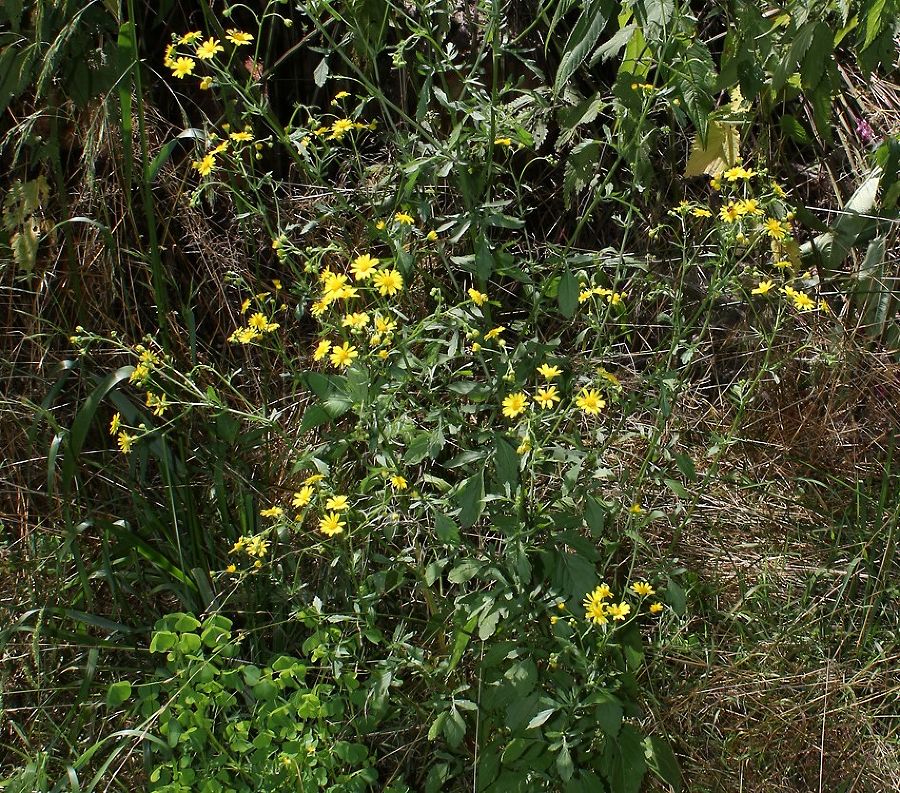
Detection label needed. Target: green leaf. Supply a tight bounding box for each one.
[645,735,683,792]
[106,681,132,708]
[476,237,494,281]
[493,435,519,487]
[600,724,646,793]
[149,631,177,653]
[179,633,201,654]
[455,469,485,528]
[557,269,579,318]
[444,707,466,748]
[584,496,608,537]
[800,22,834,91]
[554,0,613,93]
[526,708,556,730]
[313,57,329,86]
[556,738,574,782]
[434,512,461,545]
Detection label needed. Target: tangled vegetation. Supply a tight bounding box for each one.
[2,0,899,791]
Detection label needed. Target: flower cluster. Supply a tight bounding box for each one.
[578,581,664,628]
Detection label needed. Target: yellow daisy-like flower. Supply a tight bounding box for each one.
[582,585,612,625]
[329,342,359,368]
[342,312,370,330]
[536,363,561,380]
[516,437,532,454]
[735,198,763,216]
[468,288,488,306]
[723,165,755,181]
[329,118,353,140]
[791,291,815,311]
[325,495,349,511]
[313,339,332,361]
[764,217,790,240]
[426,230,438,241]
[501,392,528,419]
[575,388,605,415]
[649,602,664,614]
[199,76,213,90]
[109,412,121,436]
[145,392,168,417]
[773,259,792,270]
[163,44,176,67]
[719,203,740,223]
[394,212,414,226]
[631,581,655,596]
[629,503,643,515]
[483,326,505,341]
[374,314,396,335]
[319,512,345,537]
[390,474,408,491]
[117,431,136,454]
[351,254,379,281]
[606,602,632,621]
[751,279,775,296]
[226,29,254,46]
[192,153,215,176]
[225,564,237,574]
[195,37,223,60]
[691,207,713,218]
[230,130,253,142]
[494,137,512,146]
[260,506,284,518]
[372,269,403,296]
[170,56,196,78]
[534,386,561,409]
[179,31,202,45]
[303,473,325,485]
[292,486,314,508]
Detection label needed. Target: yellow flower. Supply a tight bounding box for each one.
[575,388,605,415]
[195,38,223,60]
[170,56,196,78]
[691,207,713,218]
[719,203,740,223]
[597,367,620,388]
[319,512,346,537]
[818,299,831,314]
[109,412,121,435]
[226,29,254,46]
[629,503,643,515]
[375,220,386,230]
[330,342,359,368]
[773,259,792,270]
[145,392,168,417]
[199,76,213,90]
[390,474,408,491]
[537,363,561,380]
[230,130,253,142]
[578,288,594,304]
[192,153,215,176]
[323,272,349,297]
[260,506,284,518]
[325,495,349,511]
[341,312,370,330]
[471,342,482,353]
[394,212,414,226]
[771,181,786,198]
[117,431,136,454]
[764,217,789,240]
[735,198,763,216]
[606,602,632,621]
[516,437,532,454]
[129,363,151,385]
[468,288,488,306]
[494,137,512,146]
[373,268,403,296]
[631,581,655,596]
[246,536,269,557]
[791,291,815,311]
[426,230,438,241]
[583,585,612,626]
[226,564,237,574]
[374,314,396,335]
[550,615,559,625]
[292,486,314,508]
[179,31,202,45]
[483,326,505,341]
[649,602,664,614]
[230,537,247,554]
[303,473,325,485]
[163,44,176,67]
[534,386,561,409]
[333,90,351,100]
[723,165,755,181]
[351,253,379,281]
[329,118,353,140]
[751,279,775,296]
[501,392,528,419]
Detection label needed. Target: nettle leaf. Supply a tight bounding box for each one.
[434,512,460,546]
[684,120,740,177]
[554,0,614,93]
[600,724,646,793]
[645,735,683,792]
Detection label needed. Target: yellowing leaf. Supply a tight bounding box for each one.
[684,121,740,178]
